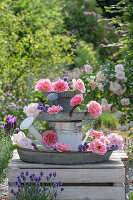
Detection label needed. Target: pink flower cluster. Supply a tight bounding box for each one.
[86,101,104,118]
[88,130,123,155]
[35,79,69,93]
[47,105,63,114]
[70,94,83,106]
[108,133,123,149]
[42,130,71,151]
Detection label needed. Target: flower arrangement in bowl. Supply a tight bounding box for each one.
[34,77,86,112]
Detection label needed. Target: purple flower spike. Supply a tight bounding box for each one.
[43,106,49,112]
[53,147,58,152]
[10,189,14,194]
[36,182,41,186]
[25,170,29,176]
[61,187,64,192]
[8,182,12,187]
[37,103,44,110]
[40,171,44,177]
[54,192,57,197]
[63,77,68,82]
[58,181,62,186]
[15,128,19,133]
[47,175,50,181]
[78,144,84,151]
[53,171,56,177]
[68,82,72,88]
[53,183,57,188]
[1,125,5,129]
[49,172,52,177]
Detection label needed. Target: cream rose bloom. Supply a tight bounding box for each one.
[115,64,124,72]
[23,103,42,118]
[90,80,97,90]
[109,81,121,94]
[116,71,125,80]
[11,131,32,149]
[96,71,106,82]
[84,64,93,74]
[98,83,104,91]
[120,98,130,106]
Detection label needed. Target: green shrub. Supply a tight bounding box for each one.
[0,135,15,184]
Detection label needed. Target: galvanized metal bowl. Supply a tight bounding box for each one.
[17,148,113,165]
[42,91,78,112]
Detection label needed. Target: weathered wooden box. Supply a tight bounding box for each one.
[8,150,128,200]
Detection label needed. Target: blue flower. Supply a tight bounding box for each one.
[25,170,29,176]
[61,187,64,192]
[40,171,44,177]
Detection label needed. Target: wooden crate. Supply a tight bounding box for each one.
[8,150,128,200]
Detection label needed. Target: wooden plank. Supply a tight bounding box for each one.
[8,168,125,183]
[9,186,125,200]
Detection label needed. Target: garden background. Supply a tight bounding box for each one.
[0,0,133,199]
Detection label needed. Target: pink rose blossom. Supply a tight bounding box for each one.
[52,79,69,93]
[108,133,123,149]
[86,101,102,118]
[47,105,63,114]
[91,130,104,138]
[100,136,110,145]
[70,94,83,106]
[72,79,86,93]
[35,79,52,91]
[23,103,42,118]
[89,139,107,155]
[54,142,71,152]
[42,130,58,148]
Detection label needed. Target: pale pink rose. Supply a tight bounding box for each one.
[108,133,123,149]
[101,98,108,106]
[86,101,102,118]
[89,139,107,155]
[90,80,97,90]
[70,94,83,106]
[52,79,69,93]
[11,131,32,149]
[115,87,126,96]
[100,136,110,145]
[35,79,52,91]
[47,105,63,114]
[54,142,71,152]
[120,98,130,106]
[72,79,86,93]
[23,103,41,118]
[109,81,121,94]
[98,83,104,91]
[96,71,106,82]
[118,77,127,83]
[91,130,104,138]
[116,71,125,80]
[42,130,58,148]
[115,64,124,72]
[84,64,93,74]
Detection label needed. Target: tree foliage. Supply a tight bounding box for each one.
[0,0,74,98]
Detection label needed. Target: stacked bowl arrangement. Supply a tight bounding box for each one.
[12,77,124,164]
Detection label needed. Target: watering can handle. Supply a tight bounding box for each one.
[69,104,88,117]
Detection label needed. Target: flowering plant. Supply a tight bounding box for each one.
[83,61,132,125]
[78,131,123,155]
[8,170,64,200]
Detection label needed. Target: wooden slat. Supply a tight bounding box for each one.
[9,186,125,200]
[8,167,125,183]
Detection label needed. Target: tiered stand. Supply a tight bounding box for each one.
[8,91,129,199]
